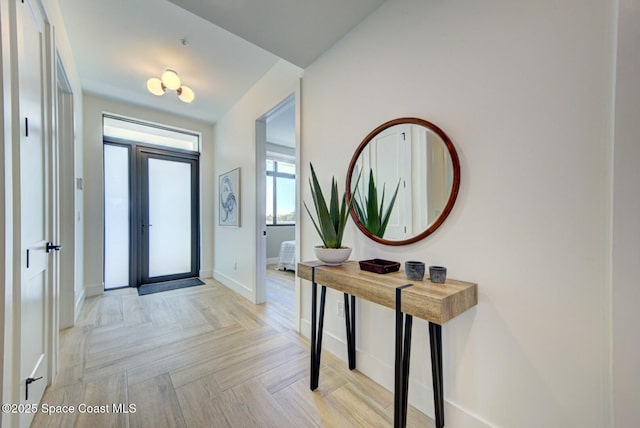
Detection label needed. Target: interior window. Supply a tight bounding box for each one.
[266,160,295,225]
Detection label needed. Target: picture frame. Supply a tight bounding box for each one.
[219,167,240,227]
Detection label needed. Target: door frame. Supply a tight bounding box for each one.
[103,137,200,288]
[254,82,302,331]
[44,11,61,397]
[255,116,267,304]
[55,53,76,329]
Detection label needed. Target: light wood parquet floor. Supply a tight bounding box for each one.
[32,266,433,427]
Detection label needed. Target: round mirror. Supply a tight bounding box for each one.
[346,117,460,246]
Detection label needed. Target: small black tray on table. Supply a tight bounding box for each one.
[359,258,401,274]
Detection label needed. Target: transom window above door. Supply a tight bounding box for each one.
[103,115,200,152]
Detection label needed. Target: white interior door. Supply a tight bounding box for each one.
[357,125,411,240]
[17,0,49,425]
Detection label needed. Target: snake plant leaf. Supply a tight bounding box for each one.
[378,179,400,237]
[303,202,328,247]
[352,168,400,238]
[305,163,362,249]
[366,169,380,231]
[335,193,348,247]
[330,178,340,233]
[309,163,338,247]
[353,188,367,226]
[338,172,362,246]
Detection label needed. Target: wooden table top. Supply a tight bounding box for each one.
[297,261,477,324]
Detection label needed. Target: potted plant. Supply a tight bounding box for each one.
[304,163,360,265]
[352,168,400,238]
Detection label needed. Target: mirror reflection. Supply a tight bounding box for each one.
[347,118,460,246]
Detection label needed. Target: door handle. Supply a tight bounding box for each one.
[25,376,43,400]
[46,242,62,253]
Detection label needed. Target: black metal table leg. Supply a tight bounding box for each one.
[429,322,444,428]
[402,314,413,425]
[344,293,356,370]
[310,267,327,391]
[394,284,413,428]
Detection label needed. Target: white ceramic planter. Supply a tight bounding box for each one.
[314,246,352,266]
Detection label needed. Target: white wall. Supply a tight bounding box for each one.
[83,93,215,295]
[267,225,295,260]
[300,0,616,426]
[612,0,640,426]
[213,60,302,302]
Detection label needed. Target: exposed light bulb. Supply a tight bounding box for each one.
[177,85,194,103]
[146,77,165,96]
[161,69,181,90]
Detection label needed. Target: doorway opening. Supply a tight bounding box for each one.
[56,54,76,329]
[255,94,298,328]
[102,115,200,290]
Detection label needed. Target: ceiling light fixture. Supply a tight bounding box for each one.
[147,69,195,103]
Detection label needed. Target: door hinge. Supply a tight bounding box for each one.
[401,132,406,140]
[26,249,29,268]
[25,117,28,137]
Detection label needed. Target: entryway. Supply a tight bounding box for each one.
[255,94,298,329]
[103,116,200,289]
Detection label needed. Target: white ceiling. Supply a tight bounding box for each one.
[57,0,385,124]
[266,98,295,148]
[58,0,278,123]
[167,0,386,68]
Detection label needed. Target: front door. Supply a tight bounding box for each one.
[138,147,199,285]
[17,0,49,425]
[103,142,199,288]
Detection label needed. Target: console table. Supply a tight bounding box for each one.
[297,261,477,428]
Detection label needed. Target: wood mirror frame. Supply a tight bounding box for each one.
[346,117,461,246]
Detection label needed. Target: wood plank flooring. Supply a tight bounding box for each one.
[32,268,433,427]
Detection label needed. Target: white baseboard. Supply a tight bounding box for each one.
[73,287,86,324]
[84,283,104,298]
[300,319,493,428]
[266,257,279,265]
[199,269,213,278]
[445,399,495,428]
[214,271,253,302]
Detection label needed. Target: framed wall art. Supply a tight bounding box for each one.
[219,167,240,227]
